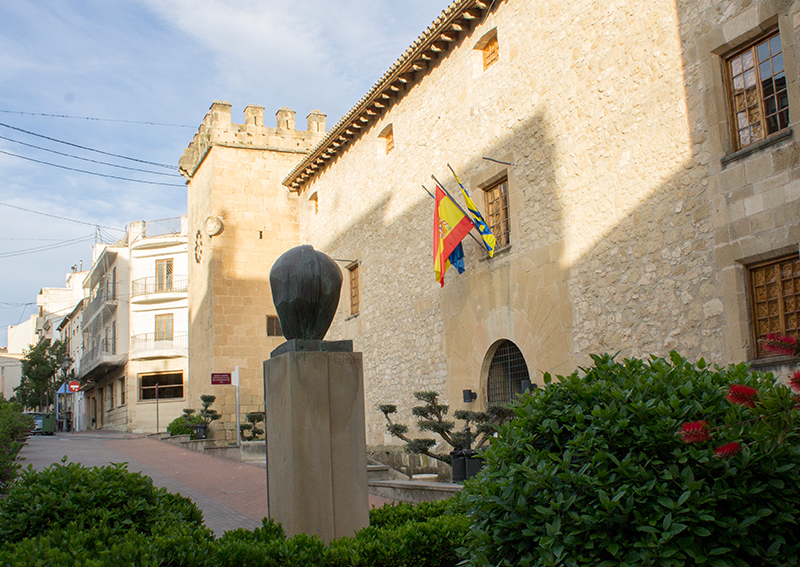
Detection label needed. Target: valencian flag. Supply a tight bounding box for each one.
[434,184,473,286]
[449,166,496,257]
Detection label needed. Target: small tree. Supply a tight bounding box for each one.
[199,395,222,426]
[240,411,265,441]
[379,391,512,464]
[16,339,68,411]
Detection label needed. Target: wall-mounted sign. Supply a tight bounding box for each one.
[67,381,81,393]
[211,373,232,385]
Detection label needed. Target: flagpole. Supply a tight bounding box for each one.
[423,184,487,251]
[446,163,495,256]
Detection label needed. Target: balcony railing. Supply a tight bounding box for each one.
[79,338,122,376]
[131,332,188,352]
[85,285,117,323]
[144,217,182,238]
[131,276,188,297]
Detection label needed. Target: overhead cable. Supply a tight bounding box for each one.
[0,110,194,129]
[0,234,95,259]
[0,134,181,177]
[0,122,175,169]
[0,149,185,186]
[0,202,124,231]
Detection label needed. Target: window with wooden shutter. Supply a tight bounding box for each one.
[750,254,800,358]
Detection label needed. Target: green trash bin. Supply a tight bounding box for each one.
[41,413,55,435]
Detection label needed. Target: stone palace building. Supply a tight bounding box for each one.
[180,0,800,445]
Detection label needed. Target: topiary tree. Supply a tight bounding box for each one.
[240,411,265,441]
[199,395,222,426]
[458,352,800,566]
[379,391,512,464]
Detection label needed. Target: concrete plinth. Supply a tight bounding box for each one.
[263,350,369,541]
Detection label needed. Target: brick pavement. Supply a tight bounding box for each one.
[17,431,394,536]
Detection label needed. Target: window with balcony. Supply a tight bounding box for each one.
[140,372,183,400]
[749,254,800,358]
[155,314,174,342]
[156,259,174,291]
[726,31,788,150]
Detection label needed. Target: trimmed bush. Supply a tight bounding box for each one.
[458,352,800,566]
[0,396,33,492]
[0,461,205,543]
[167,412,204,438]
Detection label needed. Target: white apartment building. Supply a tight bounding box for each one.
[78,216,189,433]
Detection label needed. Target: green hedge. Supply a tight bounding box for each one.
[0,396,33,492]
[0,461,467,566]
[458,352,800,566]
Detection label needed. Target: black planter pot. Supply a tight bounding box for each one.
[465,453,484,479]
[450,450,466,483]
[193,423,208,440]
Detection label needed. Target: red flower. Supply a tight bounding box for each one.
[726,384,758,408]
[790,371,800,394]
[714,441,741,458]
[761,334,799,357]
[679,421,711,443]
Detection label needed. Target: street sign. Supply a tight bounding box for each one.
[67,381,80,393]
[211,373,232,385]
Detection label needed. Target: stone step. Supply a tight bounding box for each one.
[367,463,392,481]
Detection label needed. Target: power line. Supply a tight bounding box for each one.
[0,110,194,129]
[0,234,95,259]
[0,134,181,177]
[0,149,185,186]
[0,122,175,169]
[0,202,125,231]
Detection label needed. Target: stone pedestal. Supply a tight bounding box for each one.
[263,350,369,541]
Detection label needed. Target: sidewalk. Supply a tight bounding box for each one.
[17,431,394,535]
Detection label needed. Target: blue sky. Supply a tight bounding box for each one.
[0,0,452,347]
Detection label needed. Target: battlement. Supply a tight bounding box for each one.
[179,101,326,180]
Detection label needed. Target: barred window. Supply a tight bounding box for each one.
[727,32,788,150]
[267,315,283,337]
[156,259,174,291]
[750,255,800,358]
[155,314,174,342]
[484,178,510,248]
[140,372,183,400]
[487,340,530,404]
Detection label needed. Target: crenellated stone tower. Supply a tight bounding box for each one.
[179,101,326,441]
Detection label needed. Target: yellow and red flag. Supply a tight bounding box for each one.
[434,184,473,286]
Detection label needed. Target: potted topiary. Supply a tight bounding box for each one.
[192,395,221,440]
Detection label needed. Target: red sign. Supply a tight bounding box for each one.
[211,373,232,385]
[67,381,81,393]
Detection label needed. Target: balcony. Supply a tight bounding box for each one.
[79,338,126,381]
[131,276,188,304]
[129,332,188,360]
[84,286,117,327]
[130,217,186,251]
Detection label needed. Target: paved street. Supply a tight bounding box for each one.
[17,431,393,536]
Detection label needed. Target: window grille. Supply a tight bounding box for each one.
[155,314,174,342]
[267,315,283,337]
[750,254,800,357]
[484,178,510,248]
[726,32,788,150]
[487,340,530,404]
[140,372,183,400]
[155,259,174,292]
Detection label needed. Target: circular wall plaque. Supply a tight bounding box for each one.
[204,216,224,236]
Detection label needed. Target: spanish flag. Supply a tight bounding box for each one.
[434,184,473,286]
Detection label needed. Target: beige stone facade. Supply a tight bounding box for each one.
[182,0,800,445]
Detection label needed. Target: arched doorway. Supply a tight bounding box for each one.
[486,340,530,404]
